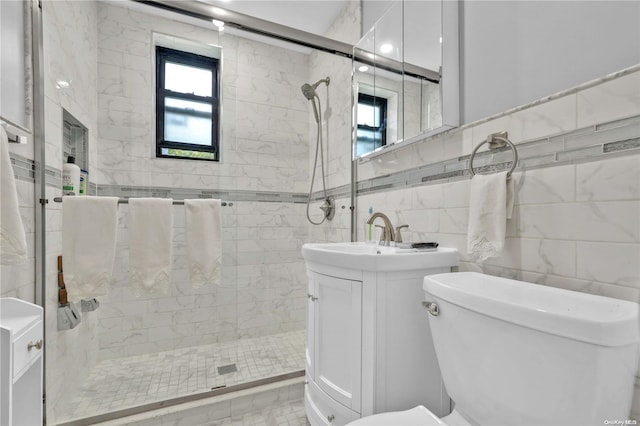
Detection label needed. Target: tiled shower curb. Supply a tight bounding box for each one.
[55,373,305,426]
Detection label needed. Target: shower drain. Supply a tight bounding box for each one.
[217,363,238,375]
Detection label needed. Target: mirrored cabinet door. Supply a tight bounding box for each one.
[353,0,459,159]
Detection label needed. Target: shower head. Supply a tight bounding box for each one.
[301,77,330,123]
[301,83,316,100]
[300,77,330,100]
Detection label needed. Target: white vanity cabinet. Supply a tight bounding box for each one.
[302,244,458,426]
[1,298,44,426]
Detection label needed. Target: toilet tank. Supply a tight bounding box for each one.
[423,272,639,426]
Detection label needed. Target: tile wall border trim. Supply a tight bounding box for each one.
[97,185,310,204]
[10,155,320,205]
[354,114,640,197]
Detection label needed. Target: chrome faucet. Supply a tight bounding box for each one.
[366,212,395,246]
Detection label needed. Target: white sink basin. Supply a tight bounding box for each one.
[302,242,458,272]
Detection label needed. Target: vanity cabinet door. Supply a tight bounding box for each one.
[313,273,362,412]
[306,270,315,379]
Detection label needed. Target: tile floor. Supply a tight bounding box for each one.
[209,399,309,426]
[57,330,305,424]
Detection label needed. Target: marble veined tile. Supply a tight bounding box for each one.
[576,155,640,201]
[578,71,640,128]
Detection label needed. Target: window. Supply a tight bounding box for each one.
[356,93,387,157]
[156,46,220,161]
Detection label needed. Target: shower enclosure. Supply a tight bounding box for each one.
[33,0,357,424]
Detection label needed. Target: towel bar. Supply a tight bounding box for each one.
[53,197,232,207]
[469,131,518,178]
[1,119,29,144]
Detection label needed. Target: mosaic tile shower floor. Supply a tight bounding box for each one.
[57,330,305,423]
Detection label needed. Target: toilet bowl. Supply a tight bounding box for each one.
[347,272,640,426]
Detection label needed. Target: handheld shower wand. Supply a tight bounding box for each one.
[302,76,334,225]
[301,77,330,100]
[301,77,330,123]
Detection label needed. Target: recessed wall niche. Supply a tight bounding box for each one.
[62,109,88,186]
[62,110,88,170]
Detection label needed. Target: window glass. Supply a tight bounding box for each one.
[356,93,387,156]
[164,62,212,96]
[357,103,381,127]
[164,98,212,146]
[155,45,219,161]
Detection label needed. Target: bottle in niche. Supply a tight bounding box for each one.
[62,156,81,195]
[79,169,88,195]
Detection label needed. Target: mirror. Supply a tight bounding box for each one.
[353,0,459,159]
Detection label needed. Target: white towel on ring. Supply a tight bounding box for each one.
[62,196,119,301]
[185,199,222,287]
[467,171,515,261]
[0,127,28,265]
[129,198,173,297]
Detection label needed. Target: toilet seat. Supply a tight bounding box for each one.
[346,406,446,426]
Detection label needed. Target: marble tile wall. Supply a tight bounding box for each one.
[323,66,640,418]
[0,158,35,301]
[42,0,100,423]
[1,3,36,303]
[308,0,360,193]
[95,2,310,359]
[306,0,360,240]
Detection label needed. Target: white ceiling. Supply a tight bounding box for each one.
[200,0,350,36]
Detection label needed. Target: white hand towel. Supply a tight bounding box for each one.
[62,196,119,300]
[506,176,515,220]
[467,171,513,261]
[1,127,28,265]
[185,199,222,287]
[129,198,173,297]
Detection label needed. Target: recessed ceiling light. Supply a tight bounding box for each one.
[358,65,369,73]
[212,19,225,29]
[379,43,393,54]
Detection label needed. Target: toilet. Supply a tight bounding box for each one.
[347,272,640,426]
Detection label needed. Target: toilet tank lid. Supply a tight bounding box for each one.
[423,272,640,347]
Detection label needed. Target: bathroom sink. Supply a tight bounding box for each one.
[302,242,458,272]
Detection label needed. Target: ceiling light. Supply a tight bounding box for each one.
[358,65,369,73]
[379,43,393,54]
[212,19,225,29]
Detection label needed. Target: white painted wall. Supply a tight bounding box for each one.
[460,0,640,123]
[364,0,640,125]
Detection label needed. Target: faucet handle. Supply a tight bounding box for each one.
[395,224,409,243]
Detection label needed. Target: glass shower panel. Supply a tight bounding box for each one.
[46,2,308,424]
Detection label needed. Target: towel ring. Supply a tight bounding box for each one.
[469,132,518,178]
